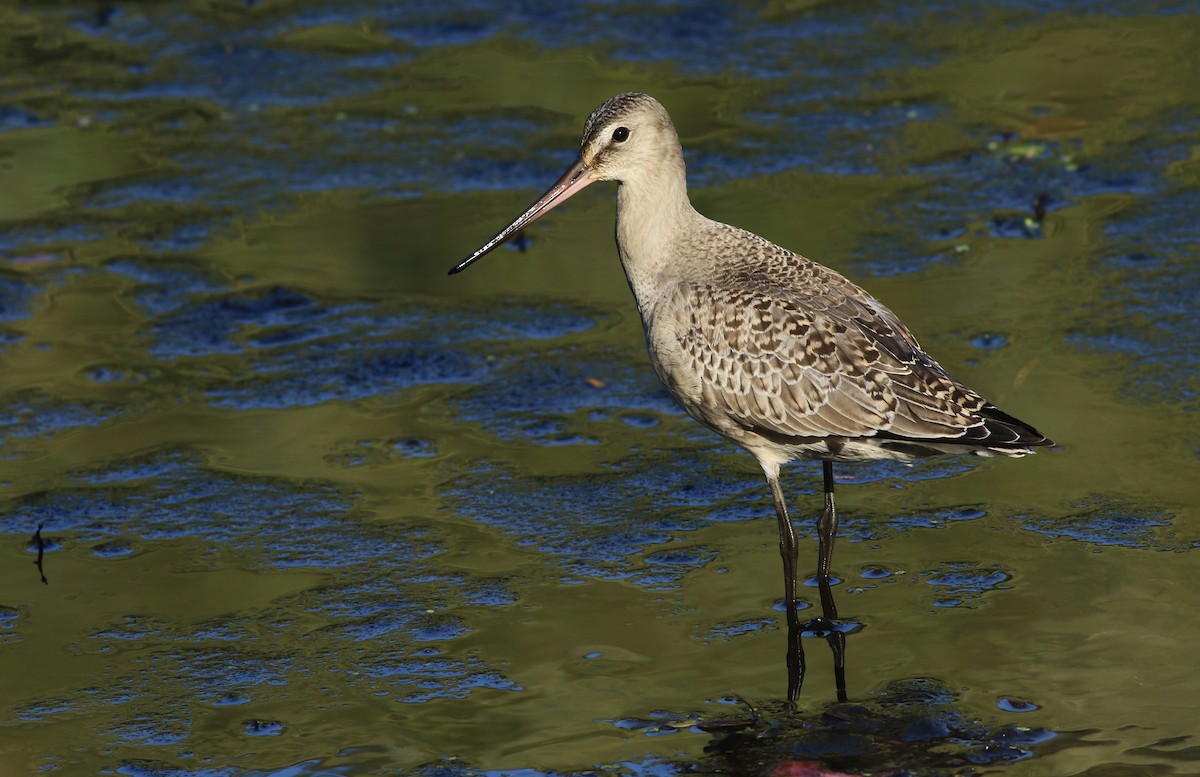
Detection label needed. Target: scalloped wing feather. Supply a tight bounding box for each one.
[656,276,1009,449]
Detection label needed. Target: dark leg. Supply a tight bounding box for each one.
[816,459,838,617]
[766,470,805,703]
[816,460,847,701]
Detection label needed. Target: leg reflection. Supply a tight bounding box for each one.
[815,571,848,703]
[765,468,806,703]
[785,570,848,703]
[786,461,849,702]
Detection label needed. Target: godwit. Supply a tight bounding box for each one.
[449,92,1052,697]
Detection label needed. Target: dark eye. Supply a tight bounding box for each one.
[612,126,630,143]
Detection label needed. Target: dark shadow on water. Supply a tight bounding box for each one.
[29,522,48,585]
[692,677,1064,777]
[699,580,1063,776]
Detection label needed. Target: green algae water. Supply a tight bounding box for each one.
[1,3,1198,775]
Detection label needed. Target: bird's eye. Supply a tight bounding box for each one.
[612,126,630,143]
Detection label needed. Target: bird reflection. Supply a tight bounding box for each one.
[696,676,1060,775]
[31,522,48,585]
[785,560,850,703]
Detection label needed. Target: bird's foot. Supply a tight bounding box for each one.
[800,616,856,638]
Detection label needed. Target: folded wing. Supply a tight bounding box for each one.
[654,271,1050,453]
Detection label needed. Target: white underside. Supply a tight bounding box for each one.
[746,436,1033,477]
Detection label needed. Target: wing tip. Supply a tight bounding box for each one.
[977,403,1053,448]
[872,403,1053,453]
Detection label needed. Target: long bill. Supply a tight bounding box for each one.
[448,155,595,275]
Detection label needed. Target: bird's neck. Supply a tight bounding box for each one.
[614,160,698,314]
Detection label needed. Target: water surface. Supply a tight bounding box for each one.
[1,2,1198,775]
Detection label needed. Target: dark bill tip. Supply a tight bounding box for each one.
[448,155,593,276]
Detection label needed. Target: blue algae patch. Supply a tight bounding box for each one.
[0,4,1035,260]
[0,223,109,254]
[921,562,1011,608]
[69,455,182,485]
[207,340,482,409]
[462,302,599,342]
[329,436,444,468]
[394,438,437,458]
[23,538,524,727]
[0,106,50,131]
[863,144,1074,272]
[172,648,294,690]
[0,390,122,441]
[14,697,78,722]
[362,652,524,702]
[111,713,190,745]
[448,432,995,586]
[1070,187,1200,408]
[80,35,393,111]
[322,610,471,643]
[24,533,63,558]
[541,4,940,86]
[29,3,617,249]
[705,617,776,642]
[3,0,1190,270]
[997,697,1041,713]
[447,455,753,587]
[113,762,244,776]
[82,176,207,209]
[733,101,943,183]
[0,604,23,645]
[149,285,322,358]
[242,719,285,737]
[326,110,569,198]
[1023,496,1174,549]
[0,275,38,323]
[461,579,518,608]
[90,538,139,558]
[853,121,1180,275]
[862,506,988,539]
[105,257,229,316]
[1,449,414,569]
[92,615,168,642]
[448,349,679,445]
[83,363,156,384]
[0,329,23,350]
[644,547,718,568]
[412,616,471,642]
[7,9,417,249]
[828,455,978,488]
[123,283,598,409]
[511,756,681,777]
[145,223,217,255]
[970,332,1009,350]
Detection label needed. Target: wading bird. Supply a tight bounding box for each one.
[449,92,1052,699]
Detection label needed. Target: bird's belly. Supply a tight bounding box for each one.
[773,437,931,463]
[756,434,1014,465]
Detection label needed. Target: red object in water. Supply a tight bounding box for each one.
[771,762,897,777]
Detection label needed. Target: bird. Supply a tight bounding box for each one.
[449,92,1052,697]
